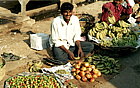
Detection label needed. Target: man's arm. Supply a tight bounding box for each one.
[59,45,75,60]
[75,40,84,58]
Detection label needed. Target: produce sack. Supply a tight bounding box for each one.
[42,62,74,83]
[30,33,50,50]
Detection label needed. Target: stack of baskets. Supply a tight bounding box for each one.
[0,57,6,81]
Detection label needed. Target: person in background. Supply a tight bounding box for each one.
[101,0,133,24]
[49,2,94,64]
[132,0,140,24]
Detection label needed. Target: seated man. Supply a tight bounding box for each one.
[101,0,133,24]
[49,2,94,64]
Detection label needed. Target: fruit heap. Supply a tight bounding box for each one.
[6,74,61,88]
[27,60,43,72]
[71,61,101,82]
[88,20,138,47]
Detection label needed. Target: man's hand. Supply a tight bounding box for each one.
[67,50,75,60]
[78,48,84,59]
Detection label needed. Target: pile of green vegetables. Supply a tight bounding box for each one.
[85,55,121,75]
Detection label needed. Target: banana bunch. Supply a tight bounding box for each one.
[95,22,108,30]
[100,39,113,47]
[89,22,109,39]
[116,20,131,27]
[27,60,43,72]
[107,16,116,24]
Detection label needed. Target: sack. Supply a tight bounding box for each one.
[30,33,50,50]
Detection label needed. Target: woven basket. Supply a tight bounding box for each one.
[0,57,6,81]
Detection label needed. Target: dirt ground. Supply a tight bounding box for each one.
[0,1,140,88]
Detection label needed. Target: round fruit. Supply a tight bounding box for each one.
[90,65,95,69]
[97,72,101,77]
[81,76,87,82]
[83,62,90,67]
[81,66,87,71]
[86,67,92,72]
[85,73,92,79]
[72,72,77,76]
[93,69,99,74]
[79,71,85,77]
[90,78,95,82]
[93,74,98,79]
[71,68,76,72]
[76,61,82,66]
[75,75,81,80]
[76,69,81,74]
[75,64,80,69]
[85,70,90,74]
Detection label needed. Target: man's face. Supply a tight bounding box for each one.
[62,10,73,21]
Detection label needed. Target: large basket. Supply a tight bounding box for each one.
[0,57,6,81]
[76,13,95,27]
[93,42,139,57]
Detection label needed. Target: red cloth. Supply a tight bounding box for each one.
[101,2,133,23]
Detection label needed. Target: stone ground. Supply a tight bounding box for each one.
[0,1,140,88]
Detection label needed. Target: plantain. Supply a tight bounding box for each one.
[102,21,108,29]
[107,16,116,24]
[92,28,97,33]
[117,20,131,27]
[96,32,100,39]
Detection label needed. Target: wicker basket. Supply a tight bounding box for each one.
[0,57,6,81]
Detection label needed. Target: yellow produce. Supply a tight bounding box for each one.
[107,16,116,24]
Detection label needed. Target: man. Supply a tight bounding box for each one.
[49,2,94,64]
[101,0,133,24]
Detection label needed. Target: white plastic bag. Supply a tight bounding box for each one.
[128,16,137,27]
[30,33,50,50]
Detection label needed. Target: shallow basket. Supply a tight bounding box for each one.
[0,58,6,81]
[93,42,138,57]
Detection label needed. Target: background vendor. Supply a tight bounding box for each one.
[101,0,133,24]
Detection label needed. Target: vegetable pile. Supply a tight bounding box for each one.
[88,20,138,47]
[1,52,21,61]
[85,55,120,75]
[6,74,61,88]
[71,61,101,82]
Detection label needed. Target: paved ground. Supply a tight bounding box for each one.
[95,48,140,88]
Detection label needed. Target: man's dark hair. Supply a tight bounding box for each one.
[60,2,74,12]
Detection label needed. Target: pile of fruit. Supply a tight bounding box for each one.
[5,74,61,88]
[71,61,101,82]
[88,20,138,47]
[27,60,43,72]
[85,54,120,75]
